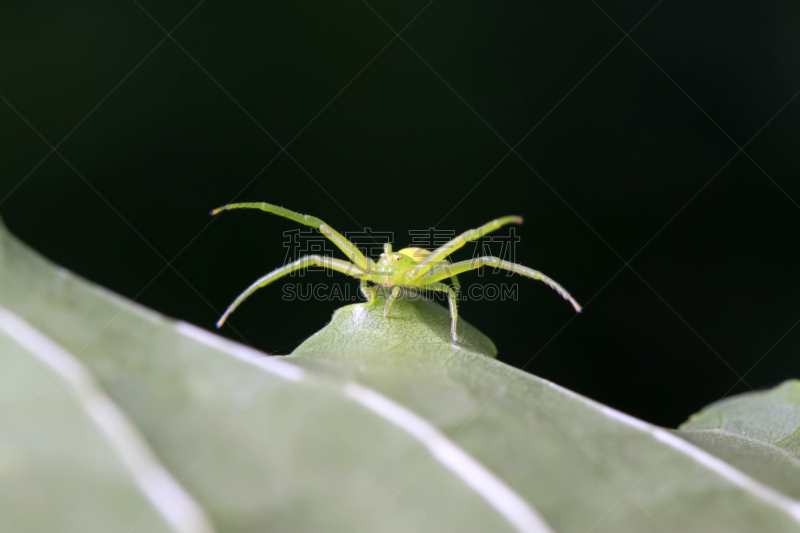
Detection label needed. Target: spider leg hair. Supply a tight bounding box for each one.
[217,255,365,327]
[211,202,373,270]
[419,256,582,313]
[410,216,522,279]
[423,282,460,343]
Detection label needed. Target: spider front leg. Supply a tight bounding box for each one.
[360,279,379,305]
[419,256,582,312]
[423,282,459,343]
[211,202,374,270]
[410,215,523,278]
[383,286,402,317]
[217,255,365,327]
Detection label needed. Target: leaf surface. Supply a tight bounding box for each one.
[1,223,799,532]
[293,299,800,532]
[0,321,179,533]
[678,380,800,499]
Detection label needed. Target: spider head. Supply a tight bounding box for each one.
[377,242,405,264]
[372,245,419,285]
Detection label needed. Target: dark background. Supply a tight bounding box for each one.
[2,1,799,428]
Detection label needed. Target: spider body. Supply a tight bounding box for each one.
[368,247,444,287]
[212,202,581,343]
[370,247,416,285]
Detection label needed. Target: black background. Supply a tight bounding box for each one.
[2,1,799,428]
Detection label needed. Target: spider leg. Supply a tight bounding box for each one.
[211,202,374,270]
[431,258,461,293]
[217,255,365,327]
[438,262,460,306]
[444,259,461,295]
[422,282,459,343]
[360,278,379,305]
[409,216,522,279]
[383,286,402,318]
[419,256,582,313]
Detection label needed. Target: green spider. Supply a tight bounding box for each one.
[211,201,582,343]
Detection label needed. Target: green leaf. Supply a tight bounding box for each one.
[292,298,800,532]
[678,380,800,499]
[1,221,800,533]
[0,319,179,533]
[0,227,526,532]
[293,288,498,359]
